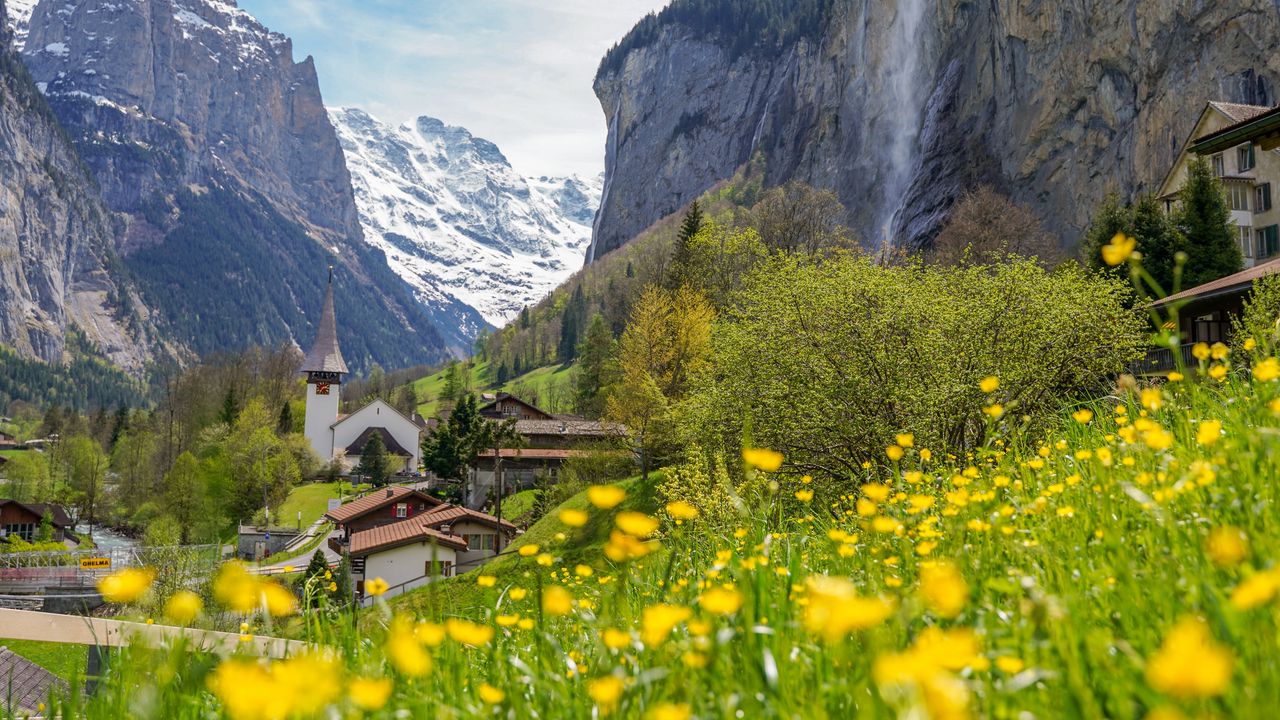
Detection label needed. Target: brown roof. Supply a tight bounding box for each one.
[0,500,73,528]
[301,272,349,375]
[1154,256,1280,307]
[324,486,443,524]
[0,646,68,714]
[349,515,469,556]
[419,504,519,533]
[1208,101,1274,125]
[344,426,414,458]
[478,393,555,420]
[514,419,626,438]
[476,448,595,460]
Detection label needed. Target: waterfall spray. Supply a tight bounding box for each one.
[877,0,929,251]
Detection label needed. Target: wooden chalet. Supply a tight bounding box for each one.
[0,500,76,544]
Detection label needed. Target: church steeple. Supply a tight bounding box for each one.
[301,266,348,376]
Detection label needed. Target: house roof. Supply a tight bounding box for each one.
[349,515,469,556]
[1192,103,1280,155]
[0,500,73,528]
[300,271,349,375]
[478,393,555,420]
[476,448,596,460]
[514,419,627,438]
[0,646,68,714]
[419,504,519,533]
[1207,101,1274,125]
[323,486,443,524]
[344,426,413,458]
[1153,256,1280,308]
[332,398,423,433]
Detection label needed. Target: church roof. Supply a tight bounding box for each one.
[344,426,414,458]
[301,270,349,375]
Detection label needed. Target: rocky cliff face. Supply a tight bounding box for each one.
[590,0,1280,260]
[0,0,150,370]
[332,107,602,347]
[15,0,450,371]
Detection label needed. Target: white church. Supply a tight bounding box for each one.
[302,272,426,475]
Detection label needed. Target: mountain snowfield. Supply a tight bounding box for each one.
[330,107,602,332]
[4,0,34,49]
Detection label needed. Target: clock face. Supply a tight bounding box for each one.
[315,382,331,396]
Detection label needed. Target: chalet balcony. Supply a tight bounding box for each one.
[1132,343,1199,376]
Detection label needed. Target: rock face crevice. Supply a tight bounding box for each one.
[0,0,150,370]
[589,0,1280,260]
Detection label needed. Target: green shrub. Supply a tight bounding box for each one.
[1231,273,1280,357]
[677,254,1145,483]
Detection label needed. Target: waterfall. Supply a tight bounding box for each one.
[876,0,930,250]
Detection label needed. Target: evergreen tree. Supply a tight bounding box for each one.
[334,552,354,609]
[109,405,129,449]
[1176,156,1243,288]
[277,402,294,435]
[355,431,391,486]
[39,405,65,438]
[1083,194,1187,297]
[496,361,511,384]
[519,307,531,329]
[575,314,619,417]
[219,387,239,426]
[667,200,704,288]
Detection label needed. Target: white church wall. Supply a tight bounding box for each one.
[304,381,340,461]
[332,399,423,472]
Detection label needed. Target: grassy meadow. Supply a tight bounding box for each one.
[36,351,1280,719]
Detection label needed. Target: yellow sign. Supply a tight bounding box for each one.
[79,557,111,570]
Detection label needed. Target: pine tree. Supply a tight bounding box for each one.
[1083,193,1187,297]
[575,314,619,417]
[667,200,704,288]
[219,387,239,425]
[1176,156,1243,288]
[109,405,129,449]
[355,431,391,486]
[334,552,354,609]
[277,402,294,435]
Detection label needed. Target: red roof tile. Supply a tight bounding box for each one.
[1154,256,1280,307]
[420,505,519,533]
[349,515,468,556]
[324,486,443,524]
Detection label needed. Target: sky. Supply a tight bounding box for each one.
[236,0,669,179]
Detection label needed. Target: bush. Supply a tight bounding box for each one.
[1231,273,1280,357]
[677,253,1145,482]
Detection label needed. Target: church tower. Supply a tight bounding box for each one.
[302,268,348,461]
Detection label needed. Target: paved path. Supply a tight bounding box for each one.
[252,527,339,575]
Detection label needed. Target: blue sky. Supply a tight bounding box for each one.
[237,0,668,178]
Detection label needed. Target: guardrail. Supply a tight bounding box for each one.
[1131,343,1198,376]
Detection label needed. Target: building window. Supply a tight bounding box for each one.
[427,560,454,577]
[1257,183,1273,212]
[1212,154,1225,177]
[2,523,36,542]
[464,533,495,551]
[1229,184,1251,212]
[1258,225,1280,259]
[1240,226,1255,258]
[1238,144,1256,172]
[1193,312,1226,344]
[395,503,407,518]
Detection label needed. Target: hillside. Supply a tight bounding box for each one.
[412,360,577,418]
[589,0,1280,259]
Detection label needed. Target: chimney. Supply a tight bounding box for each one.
[386,488,394,498]
[440,523,451,535]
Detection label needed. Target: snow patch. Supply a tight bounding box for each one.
[43,41,70,57]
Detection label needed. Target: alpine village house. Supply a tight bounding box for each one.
[1144,101,1280,373]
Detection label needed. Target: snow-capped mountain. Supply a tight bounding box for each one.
[3,0,35,49]
[330,107,603,329]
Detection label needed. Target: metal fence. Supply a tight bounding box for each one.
[1131,343,1197,376]
[0,544,225,589]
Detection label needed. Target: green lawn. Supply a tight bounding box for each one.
[413,361,493,417]
[498,489,538,524]
[412,360,578,419]
[2,640,87,683]
[277,482,345,528]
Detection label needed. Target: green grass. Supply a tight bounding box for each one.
[259,522,334,566]
[413,361,493,417]
[412,360,578,418]
[277,482,345,528]
[497,490,538,525]
[2,640,87,683]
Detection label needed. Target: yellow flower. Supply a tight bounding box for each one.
[508,587,529,601]
[477,575,497,587]
[446,618,494,646]
[895,433,914,448]
[919,448,932,462]
[919,562,968,619]
[208,659,278,720]
[742,447,784,471]
[97,567,155,604]
[1191,343,1211,361]
[615,511,659,538]
[649,703,692,720]
[1142,427,1173,451]
[983,404,1004,419]
[995,656,1025,674]
[802,576,893,641]
[575,564,594,577]
[387,627,431,677]
[666,501,699,520]
[641,604,692,646]
[495,614,520,627]
[366,577,390,597]
[542,585,574,616]
[601,628,631,650]
[328,582,337,592]
[261,582,297,617]
[559,508,589,527]
[1254,357,1280,382]
[1208,364,1228,381]
[1101,233,1136,265]
[794,489,814,502]
[518,544,540,557]
[414,621,445,646]
[588,485,627,509]
[1145,617,1232,698]
[1196,419,1222,446]
[979,376,1000,393]
[1244,337,1258,351]
[1210,342,1229,360]
[478,683,505,704]
[863,483,890,501]
[213,563,261,613]
[1230,570,1280,610]
[348,677,393,711]
[699,586,743,615]
[1072,408,1094,424]
[1206,527,1248,567]
[1140,387,1164,411]
[588,675,625,714]
[1167,371,1184,382]
[886,445,905,461]
[164,590,203,625]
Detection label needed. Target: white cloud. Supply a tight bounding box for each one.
[238,0,668,177]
